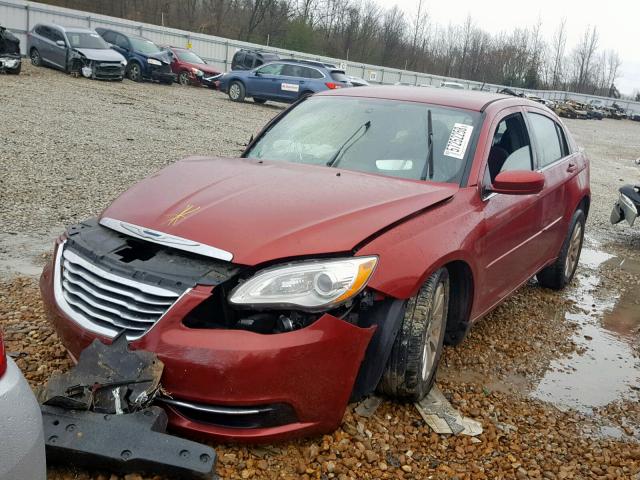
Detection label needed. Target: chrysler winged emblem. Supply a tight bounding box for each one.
[166,204,201,226]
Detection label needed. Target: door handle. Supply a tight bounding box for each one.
[567,163,577,173]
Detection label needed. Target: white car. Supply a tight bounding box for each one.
[440,81,464,89]
[0,330,46,480]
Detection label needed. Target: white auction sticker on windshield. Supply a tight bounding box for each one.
[444,123,474,159]
[281,83,299,92]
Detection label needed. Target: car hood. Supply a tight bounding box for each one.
[73,48,125,62]
[188,62,219,74]
[100,157,458,265]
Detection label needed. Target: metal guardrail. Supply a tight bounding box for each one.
[1,0,639,113]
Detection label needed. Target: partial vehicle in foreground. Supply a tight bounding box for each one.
[0,330,46,480]
[164,46,220,87]
[27,24,126,80]
[611,161,640,227]
[41,87,589,443]
[231,49,280,71]
[95,28,175,84]
[219,59,351,104]
[0,25,21,74]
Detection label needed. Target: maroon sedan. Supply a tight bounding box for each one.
[40,87,589,442]
[165,46,220,87]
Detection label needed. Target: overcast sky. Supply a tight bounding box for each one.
[391,0,639,95]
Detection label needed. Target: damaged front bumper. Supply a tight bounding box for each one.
[0,54,21,73]
[40,231,375,442]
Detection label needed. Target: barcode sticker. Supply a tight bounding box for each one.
[443,123,474,159]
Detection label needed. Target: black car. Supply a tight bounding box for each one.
[0,25,21,74]
[231,49,280,71]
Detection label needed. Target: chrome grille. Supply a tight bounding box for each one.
[57,246,181,340]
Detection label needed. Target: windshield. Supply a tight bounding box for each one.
[245,97,480,183]
[130,37,161,55]
[68,32,108,49]
[176,50,205,64]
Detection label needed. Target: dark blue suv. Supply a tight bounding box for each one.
[219,60,351,104]
[95,28,175,84]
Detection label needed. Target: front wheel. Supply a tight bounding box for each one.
[126,63,142,82]
[228,81,245,102]
[178,71,190,85]
[378,268,449,401]
[537,209,585,290]
[30,48,42,67]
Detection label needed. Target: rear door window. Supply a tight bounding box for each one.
[301,66,324,79]
[256,63,283,75]
[527,113,564,168]
[101,30,116,44]
[281,64,303,77]
[113,33,129,50]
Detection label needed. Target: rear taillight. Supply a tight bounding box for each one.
[325,82,343,90]
[0,330,6,378]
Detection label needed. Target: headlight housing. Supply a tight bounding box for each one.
[147,58,162,66]
[229,257,377,312]
[121,59,127,67]
[192,67,204,77]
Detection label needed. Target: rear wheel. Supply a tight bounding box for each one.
[126,63,142,82]
[30,48,42,67]
[228,81,245,102]
[378,268,449,401]
[537,209,585,290]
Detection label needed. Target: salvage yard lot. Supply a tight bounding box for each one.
[1,64,640,479]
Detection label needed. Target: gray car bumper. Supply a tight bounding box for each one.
[0,358,46,480]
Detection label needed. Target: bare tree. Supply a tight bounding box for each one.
[573,25,599,92]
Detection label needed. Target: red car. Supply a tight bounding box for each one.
[165,46,220,87]
[40,87,589,442]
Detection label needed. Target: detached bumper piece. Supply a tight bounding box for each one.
[43,405,217,479]
[150,63,176,83]
[40,334,218,478]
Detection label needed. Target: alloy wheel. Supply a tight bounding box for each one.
[179,72,189,85]
[30,49,41,66]
[129,64,141,82]
[564,222,583,279]
[421,282,446,381]
[229,83,240,100]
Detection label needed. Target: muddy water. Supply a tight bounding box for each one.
[532,242,640,412]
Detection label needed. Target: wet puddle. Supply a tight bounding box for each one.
[532,245,640,413]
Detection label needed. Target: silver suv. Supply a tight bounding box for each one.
[27,23,126,80]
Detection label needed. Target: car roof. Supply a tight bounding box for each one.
[317,86,527,112]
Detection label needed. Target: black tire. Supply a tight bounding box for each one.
[228,81,245,102]
[253,98,267,104]
[178,71,190,85]
[30,48,42,67]
[126,62,142,82]
[378,268,449,401]
[537,209,585,290]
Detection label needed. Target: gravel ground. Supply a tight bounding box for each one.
[1,64,639,479]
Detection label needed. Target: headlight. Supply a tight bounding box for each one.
[620,193,638,214]
[192,68,204,76]
[121,59,127,66]
[4,59,18,68]
[229,257,377,311]
[147,58,162,66]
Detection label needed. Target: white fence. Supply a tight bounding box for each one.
[2,0,639,114]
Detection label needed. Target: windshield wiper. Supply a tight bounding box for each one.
[421,109,434,180]
[326,121,371,167]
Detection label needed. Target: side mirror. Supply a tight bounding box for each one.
[56,40,66,48]
[491,170,545,195]
[253,70,261,76]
